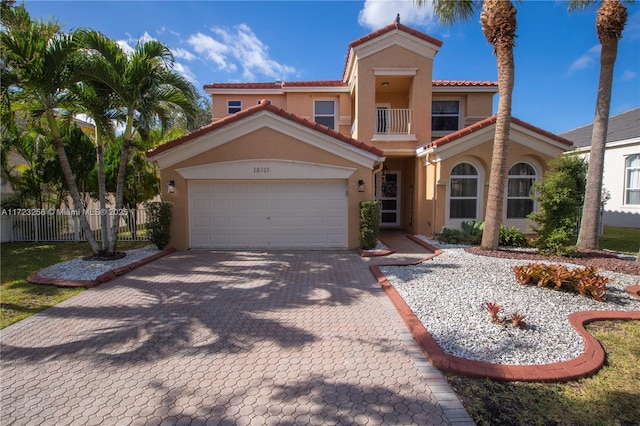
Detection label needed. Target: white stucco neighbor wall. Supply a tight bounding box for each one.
[574,138,640,228]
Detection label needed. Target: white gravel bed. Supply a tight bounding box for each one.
[37,245,161,281]
[380,237,640,365]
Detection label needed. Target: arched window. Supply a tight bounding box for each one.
[507,162,536,218]
[626,154,640,205]
[450,162,478,219]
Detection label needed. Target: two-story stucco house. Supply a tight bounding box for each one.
[147,22,573,250]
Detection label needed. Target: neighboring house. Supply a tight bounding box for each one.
[561,108,640,229]
[147,22,572,250]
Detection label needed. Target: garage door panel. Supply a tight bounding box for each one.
[189,179,347,249]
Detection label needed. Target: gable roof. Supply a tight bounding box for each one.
[146,99,384,160]
[559,107,640,148]
[347,22,443,51]
[418,115,573,152]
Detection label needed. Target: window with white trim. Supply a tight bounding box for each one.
[450,162,478,219]
[507,162,536,218]
[626,154,640,205]
[227,100,241,114]
[432,100,460,134]
[314,100,335,130]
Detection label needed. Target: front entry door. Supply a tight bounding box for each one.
[376,171,401,226]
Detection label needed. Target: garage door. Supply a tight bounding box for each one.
[189,180,347,249]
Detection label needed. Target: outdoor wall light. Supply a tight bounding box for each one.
[381,81,390,87]
[358,179,365,192]
[167,180,176,193]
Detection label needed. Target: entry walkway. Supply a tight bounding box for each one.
[1,249,474,425]
[365,230,440,266]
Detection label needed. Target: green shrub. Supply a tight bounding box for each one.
[359,201,380,250]
[528,154,587,256]
[436,221,485,245]
[435,228,465,244]
[461,220,484,245]
[145,201,173,250]
[499,225,529,247]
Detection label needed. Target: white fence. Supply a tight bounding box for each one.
[1,208,149,242]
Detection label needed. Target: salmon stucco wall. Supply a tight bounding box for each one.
[422,138,563,235]
[158,126,377,250]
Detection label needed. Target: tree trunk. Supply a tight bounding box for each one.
[576,38,618,250]
[480,43,514,250]
[479,0,516,250]
[96,139,109,253]
[108,135,132,254]
[52,137,101,254]
[46,111,101,254]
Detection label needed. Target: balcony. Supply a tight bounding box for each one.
[375,108,413,136]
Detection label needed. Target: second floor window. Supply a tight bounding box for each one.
[314,100,335,130]
[626,154,640,205]
[432,100,460,133]
[228,100,242,114]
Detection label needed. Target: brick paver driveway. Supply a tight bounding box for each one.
[1,250,472,425]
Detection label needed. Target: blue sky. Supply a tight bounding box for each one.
[24,0,640,135]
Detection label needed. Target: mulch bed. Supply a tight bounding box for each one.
[465,246,640,276]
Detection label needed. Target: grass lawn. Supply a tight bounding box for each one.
[600,225,640,255]
[0,241,149,329]
[447,320,640,425]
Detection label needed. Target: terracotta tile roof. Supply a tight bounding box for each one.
[147,100,384,159]
[204,79,495,91]
[420,115,573,150]
[348,23,443,50]
[204,80,347,90]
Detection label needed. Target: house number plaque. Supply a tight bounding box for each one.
[253,167,270,174]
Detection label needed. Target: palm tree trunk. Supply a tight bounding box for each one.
[45,111,101,254]
[576,38,618,250]
[480,42,515,250]
[52,137,101,254]
[108,136,131,254]
[96,138,109,253]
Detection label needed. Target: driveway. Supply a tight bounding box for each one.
[1,250,473,425]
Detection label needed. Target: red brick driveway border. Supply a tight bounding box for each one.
[369,234,640,382]
[27,247,176,288]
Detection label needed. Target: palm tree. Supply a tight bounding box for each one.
[77,31,198,254]
[569,0,630,250]
[419,0,518,249]
[66,79,120,252]
[1,5,102,253]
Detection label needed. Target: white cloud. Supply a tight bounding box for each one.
[188,32,235,71]
[187,24,295,81]
[172,47,196,62]
[566,44,600,75]
[358,0,436,30]
[620,69,638,81]
[172,62,198,86]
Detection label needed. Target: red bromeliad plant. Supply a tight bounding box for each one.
[484,302,502,323]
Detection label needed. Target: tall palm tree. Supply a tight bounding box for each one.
[66,79,120,252]
[419,0,518,249]
[77,31,198,254]
[1,5,102,253]
[569,0,630,250]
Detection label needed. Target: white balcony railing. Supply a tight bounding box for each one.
[376,108,413,135]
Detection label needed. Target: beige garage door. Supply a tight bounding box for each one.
[189,180,347,249]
